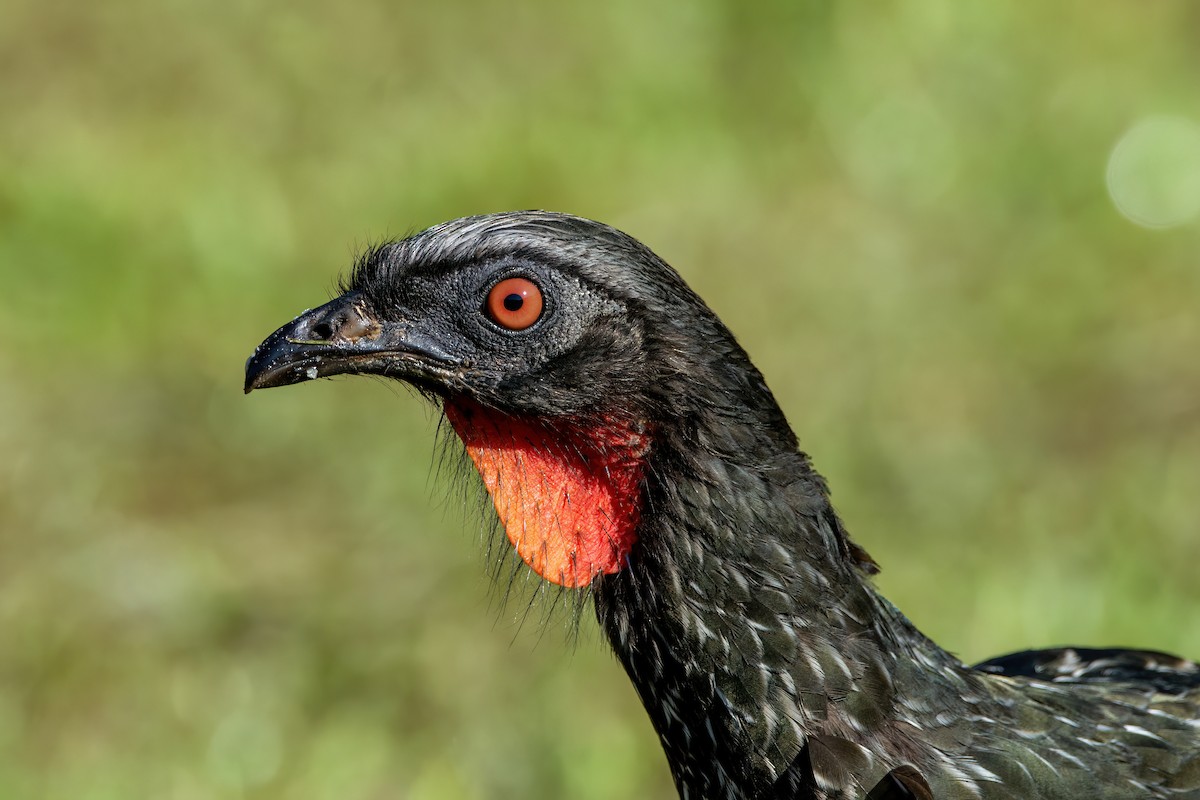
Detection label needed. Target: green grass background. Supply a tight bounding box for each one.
[2,1,1199,798]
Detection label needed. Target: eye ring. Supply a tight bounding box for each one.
[486,277,544,331]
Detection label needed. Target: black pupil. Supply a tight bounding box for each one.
[502,293,524,312]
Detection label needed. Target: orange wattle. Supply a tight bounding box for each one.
[443,399,650,588]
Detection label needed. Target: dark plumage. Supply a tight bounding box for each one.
[245,211,1200,799]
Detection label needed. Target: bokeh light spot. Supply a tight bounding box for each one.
[833,93,959,206]
[1106,115,1200,228]
[205,712,284,790]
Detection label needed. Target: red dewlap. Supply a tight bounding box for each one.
[444,398,650,588]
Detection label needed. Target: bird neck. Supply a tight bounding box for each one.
[593,417,965,797]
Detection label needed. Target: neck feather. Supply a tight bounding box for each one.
[592,417,963,797]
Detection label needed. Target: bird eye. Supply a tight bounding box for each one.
[485,277,544,331]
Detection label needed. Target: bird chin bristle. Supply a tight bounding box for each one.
[429,409,597,645]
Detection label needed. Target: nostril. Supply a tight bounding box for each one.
[311,322,334,340]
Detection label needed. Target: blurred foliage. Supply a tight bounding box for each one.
[2,0,1199,798]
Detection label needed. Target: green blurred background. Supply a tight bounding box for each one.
[2,1,1199,798]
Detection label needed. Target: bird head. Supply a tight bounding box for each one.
[246,211,806,588]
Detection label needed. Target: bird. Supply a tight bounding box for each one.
[245,211,1200,799]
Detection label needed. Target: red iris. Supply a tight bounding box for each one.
[486,277,543,330]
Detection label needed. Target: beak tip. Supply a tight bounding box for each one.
[243,351,288,395]
[244,356,258,394]
[244,348,277,394]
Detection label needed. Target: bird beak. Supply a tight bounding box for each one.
[244,292,457,393]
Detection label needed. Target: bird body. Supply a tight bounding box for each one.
[246,212,1200,799]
